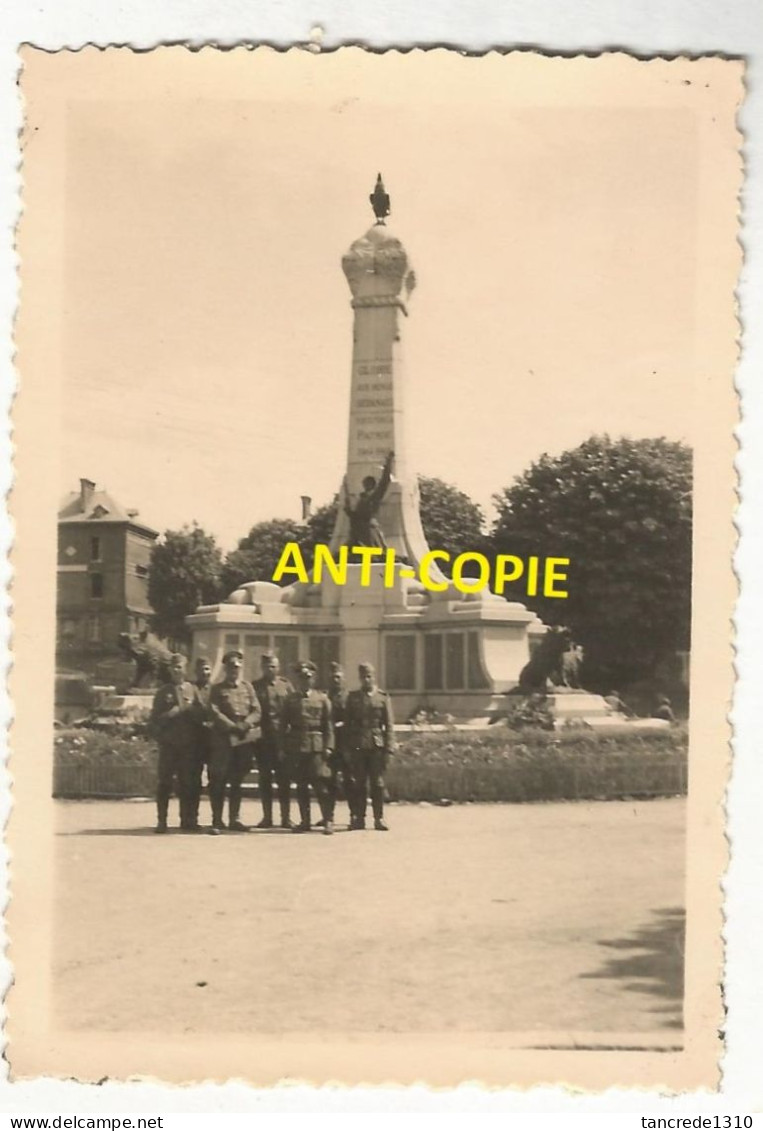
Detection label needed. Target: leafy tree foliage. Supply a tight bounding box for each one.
[489,436,692,688]
[148,523,224,643]
[300,496,340,558]
[221,480,486,592]
[418,476,485,564]
[220,518,303,594]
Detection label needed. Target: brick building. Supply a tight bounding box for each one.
[57,478,158,673]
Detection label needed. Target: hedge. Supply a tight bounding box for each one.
[53,725,688,803]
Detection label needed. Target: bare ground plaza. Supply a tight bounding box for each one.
[54,797,685,1041]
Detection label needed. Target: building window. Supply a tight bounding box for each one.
[384,635,417,691]
[467,632,490,689]
[244,634,269,680]
[424,635,444,690]
[135,563,149,578]
[309,635,341,689]
[446,633,465,690]
[274,635,300,673]
[90,536,101,561]
[58,618,76,642]
[88,615,101,642]
[90,573,104,599]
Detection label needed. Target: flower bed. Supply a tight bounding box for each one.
[387,725,687,802]
[52,725,688,802]
[54,729,158,766]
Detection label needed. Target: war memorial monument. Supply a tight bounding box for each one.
[187,177,550,720]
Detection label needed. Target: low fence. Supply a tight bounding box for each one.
[53,762,157,799]
[385,754,686,803]
[54,753,686,804]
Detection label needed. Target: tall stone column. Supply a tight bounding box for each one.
[330,176,431,566]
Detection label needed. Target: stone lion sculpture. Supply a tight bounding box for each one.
[516,625,573,695]
[117,631,174,690]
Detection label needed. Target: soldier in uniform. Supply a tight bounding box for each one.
[191,656,215,830]
[283,660,334,834]
[604,689,634,717]
[320,660,356,829]
[208,650,261,834]
[345,662,395,831]
[252,651,294,829]
[149,653,199,834]
[653,694,676,724]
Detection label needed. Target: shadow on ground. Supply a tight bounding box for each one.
[581,906,685,1030]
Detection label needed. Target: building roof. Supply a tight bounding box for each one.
[59,481,158,537]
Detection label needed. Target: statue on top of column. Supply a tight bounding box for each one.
[344,451,395,549]
[369,173,390,225]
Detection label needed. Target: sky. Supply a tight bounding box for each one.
[58,56,699,550]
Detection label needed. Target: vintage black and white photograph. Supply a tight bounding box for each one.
[9,47,741,1088]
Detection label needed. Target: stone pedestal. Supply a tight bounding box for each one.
[545,691,672,732]
[546,692,611,720]
[101,692,155,717]
[188,564,545,719]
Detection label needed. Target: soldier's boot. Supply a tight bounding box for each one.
[372,783,388,831]
[228,783,248,832]
[187,768,202,829]
[155,791,170,834]
[190,784,202,830]
[184,790,202,832]
[292,789,311,833]
[278,782,292,829]
[257,781,274,830]
[341,773,356,828]
[315,779,330,827]
[324,776,337,824]
[209,789,226,834]
[351,778,368,829]
[318,789,334,836]
[179,789,194,830]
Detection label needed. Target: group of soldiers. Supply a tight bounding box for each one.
[149,649,395,836]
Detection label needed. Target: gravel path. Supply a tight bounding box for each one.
[53,797,685,1036]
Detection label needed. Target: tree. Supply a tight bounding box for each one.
[489,435,692,689]
[148,523,224,644]
[418,476,485,564]
[220,518,303,595]
[220,502,343,594]
[222,479,486,590]
[300,496,340,559]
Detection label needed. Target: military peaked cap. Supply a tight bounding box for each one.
[295,660,318,674]
[222,649,244,663]
[329,661,344,675]
[358,662,376,676]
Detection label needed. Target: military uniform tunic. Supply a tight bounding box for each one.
[327,685,354,821]
[284,690,334,774]
[150,679,198,828]
[252,675,294,826]
[283,688,334,827]
[208,678,262,828]
[151,680,198,747]
[210,679,261,745]
[345,687,395,825]
[253,676,294,765]
[189,680,214,825]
